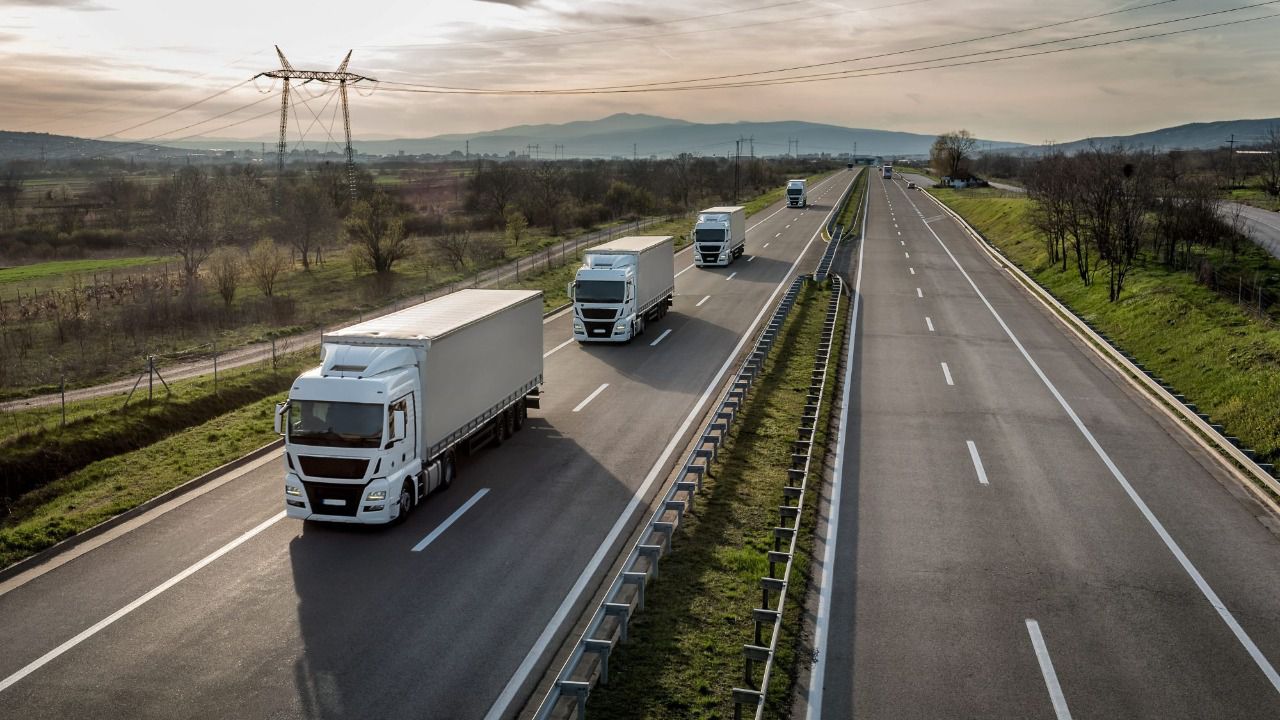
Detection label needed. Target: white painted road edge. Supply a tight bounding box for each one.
[806,168,869,720]
[412,489,489,552]
[897,182,1280,696]
[0,510,288,694]
[967,441,990,486]
[572,383,609,413]
[1026,619,1073,720]
[491,170,854,720]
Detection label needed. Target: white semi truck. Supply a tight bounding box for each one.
[570,235,675,343]
[692,206,746,267]
[786,179,807,208]
[276,289,544,524]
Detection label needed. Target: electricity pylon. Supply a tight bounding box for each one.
[257,46,376,199]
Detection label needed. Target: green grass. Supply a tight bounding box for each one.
[929,187,1280,468]
[586,281,846,719]
[0,256,173,285]
[832,168,868,235]
[1229,187,1280,213]
[0,395,284,569]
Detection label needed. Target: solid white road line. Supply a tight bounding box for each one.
[412,489,489,552]
[696,295,711,307]
[1026,620,1072,720]
[941,362,955,386]
[926,316,935,332]
[916,288,923,298]
[0,510,287,694]
[902,184,1280,695]
[572,383,609,413]
[544,338,574,358]
[966,440,989,485]
[806,164,869,720]
[726,272,737,281]
[649,328,673,347]
[489,170,856,720]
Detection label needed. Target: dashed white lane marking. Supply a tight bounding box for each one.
[926,316,935,332]
[909,268,916,275]
[696,295,711,307]
[412,489,489,552]
[572,383,609,413]
[544,338,574,358]
[941,362,955,386]
[747,256,756,262]
[726,272,738,281]
[916,288,923,298]
[1026,620,1072,719]
[649,328,672,347]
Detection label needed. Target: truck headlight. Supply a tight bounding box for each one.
[614,322,627,333]
[366,490,387,501]
[285,484,302,497]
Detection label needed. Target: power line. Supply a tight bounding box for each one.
[374,3,1278,95]
[93,80,252,140]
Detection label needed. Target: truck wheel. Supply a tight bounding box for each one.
[492,412,507,447]
[505,406,517,437]
[514,400,526,431]
[396,481,414,523]
[442,453,456,489]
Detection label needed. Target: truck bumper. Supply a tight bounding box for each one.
[286,501,396,524]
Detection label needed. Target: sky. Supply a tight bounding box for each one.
[1,0,1278,146]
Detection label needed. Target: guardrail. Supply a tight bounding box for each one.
[917,189,1280,509]
[730,273,844,720]
[532,274,812,720]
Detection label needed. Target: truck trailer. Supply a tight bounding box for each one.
[692,206,746,267]
[786,179,807,208]
[571,235,675,343]
[277,289,544,524]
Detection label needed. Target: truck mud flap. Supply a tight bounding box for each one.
[525,391,541,409]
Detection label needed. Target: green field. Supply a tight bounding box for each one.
[586,282,845,719]
[0,256,173,286]
[930,187,1280,470]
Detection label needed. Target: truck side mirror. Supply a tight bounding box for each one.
[274,402,288,436]
[566,281,575,301]
[392,410,407,443]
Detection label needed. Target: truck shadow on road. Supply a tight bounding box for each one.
[286,416,639,719]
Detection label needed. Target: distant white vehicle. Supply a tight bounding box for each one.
[882,164,893,179]
[570,235,675,343]
[786,179,807,208]
[692,205,746,267]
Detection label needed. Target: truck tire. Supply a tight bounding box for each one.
[505,406,517,437]
[442,453,456,489]
[492,412,507,447]
[515,400,526,431]
[396,480,414,524]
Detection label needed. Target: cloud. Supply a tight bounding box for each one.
[471,0,538,7]
[0,32,22,42]
[0,0,112,10]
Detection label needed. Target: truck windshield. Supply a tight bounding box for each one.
[288,400,384,448]
[787,188,802,195]
[694,229,727,243]
[576,280,624,303]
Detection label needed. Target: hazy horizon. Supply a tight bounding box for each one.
[2,0,1279,147]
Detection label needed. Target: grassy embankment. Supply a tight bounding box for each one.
[0,351,311,568]
[586,281,846,719]
[830,168,868,235]
[1229,185,1280,213]
[929,187,1280,470]
[0,256,174,288]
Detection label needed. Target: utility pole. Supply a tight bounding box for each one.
[465,139,469,163]
[733,138,742,203]
[633,143,638,162]
[257,47,375,200]
[1226,133,1238,187]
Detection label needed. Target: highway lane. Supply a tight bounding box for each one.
[0,170,857,720]
[806,173,1280,718]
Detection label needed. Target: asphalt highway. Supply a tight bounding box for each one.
[804,172,1280,718]
[0,170,857,719]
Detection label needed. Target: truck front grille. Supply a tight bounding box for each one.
[580,308,617,320]
[302,481,365,517]
[584,320,615,338]
[700,251,721,263]
[298,456,369,480]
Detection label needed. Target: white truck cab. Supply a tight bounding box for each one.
[571,236,675,343]
[786,179,807,208]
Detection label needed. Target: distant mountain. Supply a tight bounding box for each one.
[329,113,1024,159]
[0,130,185,162]
[1031,118,1280,155]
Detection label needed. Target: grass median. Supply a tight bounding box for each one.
[586,280,847,719]
[929,187,1280,471]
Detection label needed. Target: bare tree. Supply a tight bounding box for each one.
[93,176,141,231]
[152,167,216,282]
[1026,153,1071,271]
[345,192,411,273]
[1262,125,1280,198]
[275,177,336,270]
[504,205,528,250]
[466,161,525,226]
[931,130,978,178]
[209,246,243,308]
[248,237,289,297]
[1,163,26,229]
[529,163,568,235]
[432,224,472,270]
